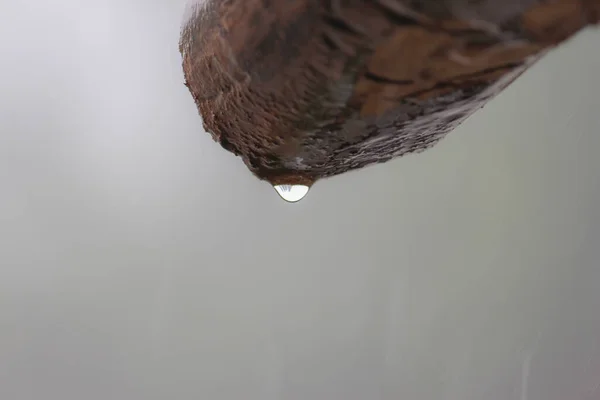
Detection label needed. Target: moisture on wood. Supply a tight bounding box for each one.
[180,0,599,186]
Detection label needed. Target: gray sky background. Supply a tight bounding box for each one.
[1,1,599,399]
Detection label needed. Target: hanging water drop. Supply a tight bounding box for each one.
[273,184,310,203]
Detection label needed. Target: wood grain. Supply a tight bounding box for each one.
[180,0,599,185]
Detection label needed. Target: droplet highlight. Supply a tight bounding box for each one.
[273,184,310,203]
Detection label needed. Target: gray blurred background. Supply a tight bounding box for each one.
[0,1,599,399]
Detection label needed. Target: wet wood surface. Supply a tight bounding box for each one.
[180,0,599,185]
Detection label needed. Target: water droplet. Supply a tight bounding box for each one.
[273,184,310,203]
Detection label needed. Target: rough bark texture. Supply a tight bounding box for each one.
[180,0,599,185]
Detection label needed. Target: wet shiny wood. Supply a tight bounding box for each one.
[180,0,599,185]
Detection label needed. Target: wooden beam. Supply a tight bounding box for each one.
[180,0,599,185]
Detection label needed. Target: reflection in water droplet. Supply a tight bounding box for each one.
[273,184,310,203]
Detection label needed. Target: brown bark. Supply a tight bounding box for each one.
[180,0,599,185]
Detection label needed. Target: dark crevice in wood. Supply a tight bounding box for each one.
[388,61,524,99]
[372,1,421,26]
[321,32,338,50]
[364,71,414,85]
[323,15,363,36]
